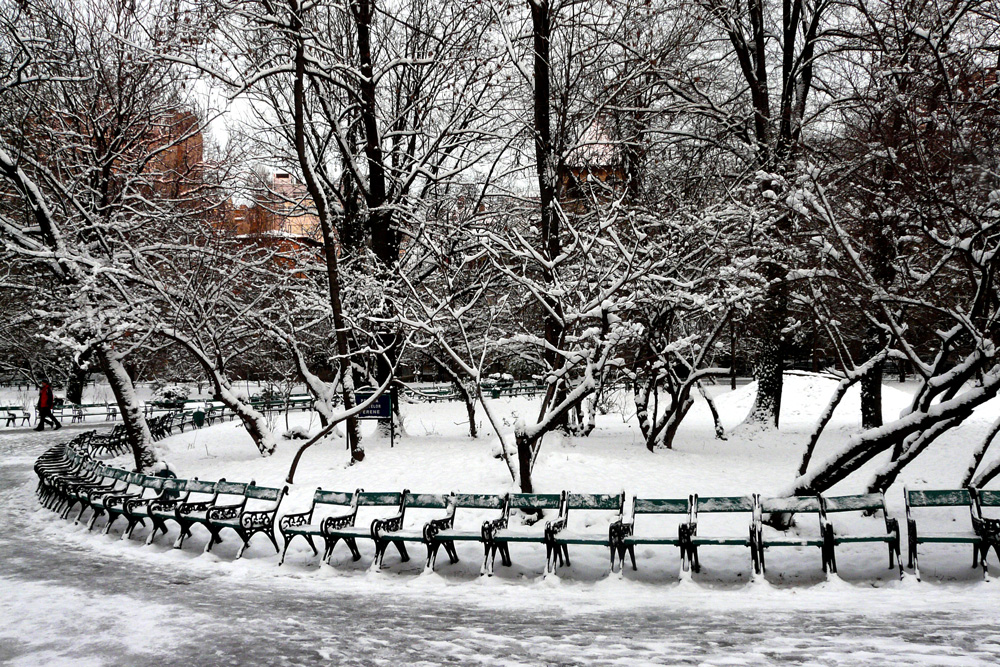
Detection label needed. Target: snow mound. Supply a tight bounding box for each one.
[715,372,914,429]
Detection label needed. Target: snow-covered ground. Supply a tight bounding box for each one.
[4,374,1000,665]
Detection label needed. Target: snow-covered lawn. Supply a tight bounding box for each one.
[5,374,1000,665]
[96,373,999,586]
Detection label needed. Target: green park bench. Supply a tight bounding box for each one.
[3,406,31,427]
[146,478,219,546]
[371,491,454,571]
[688,494,759,575]
[174,479,250,550]
[204,483,288,558]
[756,495,830,574]
[82,469,147,531]
[905,487,982,580]
[57,460,116,520]
[121,476,187,541]
[423,493,507,572]
[278,488,360,565]
[821,492,902,578]
[545,491,626,574]
[324,491,408,565]
[481,492,562,575]
[614,496,691,573]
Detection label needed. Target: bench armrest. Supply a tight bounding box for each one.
[423,512,456,543]
[371,511,405,538]
[104,491,141,510]
[608,518,631,547]
[149,497,183,513]
[321,510,358,534]
[545,516,568,542]
[124,494,161,514]
[241,509,277,530]
[278,510,313,532]
[207,504,243,522]
[178,500,216,515]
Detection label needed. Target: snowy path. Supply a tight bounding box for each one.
[3,431,1000,666]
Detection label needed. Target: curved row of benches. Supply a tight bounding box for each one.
[33,432,1000,581]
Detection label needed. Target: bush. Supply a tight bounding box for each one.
[151,384,190,407]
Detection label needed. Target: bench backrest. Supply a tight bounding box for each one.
[695,495,755,513]
[821,493,885,513]
[509,493,561,510]
[160,477,187,499]
[633,497,690,515]
[140,475,168,492]
[566,492,623,511]
[245,484,286,502]
[358,491,404,507]
[183,478,219,501]
[759,495,821,514]
[452,493,506,509]
[314,489,356,506]
[406,493,451,509]
[906,489,971,508]
[976,490,1000,508]
[215,480,252,498]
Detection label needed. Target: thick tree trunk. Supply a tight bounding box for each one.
[745,276,786,429]
[96,344,157,472]
[860,326,885,429]
[66,356,90,405]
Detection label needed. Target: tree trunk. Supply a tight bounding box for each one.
[66,355,90,405]
[96,344,157,472]
[860,326,885,429]
[745,277,786,429]
[515,427,534,493]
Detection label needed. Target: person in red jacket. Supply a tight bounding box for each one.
[35,380,61,431]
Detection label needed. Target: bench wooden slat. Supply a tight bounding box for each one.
[822,493,884,512]
[566,493,620,510]
[634,497,688,514]
[696,496,754,512]
[509,493,561,510]
[907,489,971,507]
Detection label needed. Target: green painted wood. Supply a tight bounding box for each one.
[689,536,750,545]
[407,493,450,509]
[978,490,1000,507]
[907,489,971,507]
[697,496,754,512]
[314,489,354,505]
[634,498,688,514]
[452,493,505,509]
[245,485,282,501]
[623,536,681,545]
[823,493,883,512]
[834,535,891,544]
[509,493,561,510]
[567,493,621,510]
[358,492,402,506]
[215,481,251,496]
[186,479,218,494]
[760,496,821,513]
[918,535,979,543]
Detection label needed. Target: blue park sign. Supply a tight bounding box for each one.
[355,392,392,420]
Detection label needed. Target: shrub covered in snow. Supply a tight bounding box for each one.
[283,426,311,440]
[151,384,190,407]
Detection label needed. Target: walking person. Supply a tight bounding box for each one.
[34,380,61,431]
